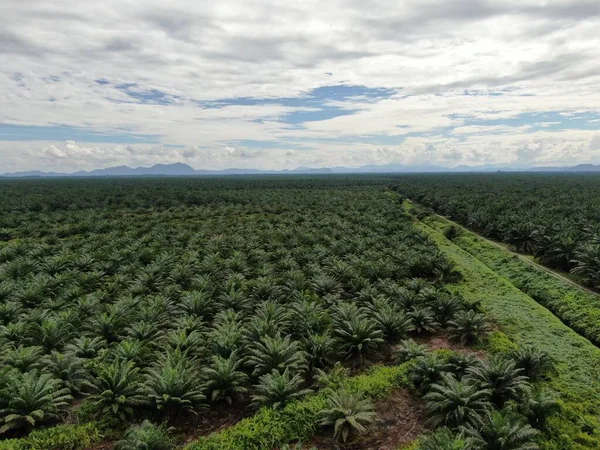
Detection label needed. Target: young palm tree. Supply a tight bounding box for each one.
[144,358,206,418]
[409,355,449,393]
[89,358,146,421]
[246,333,307,377]
[447,310,490,346]
[0,370,72,433]
[370,297,413,341]
[179,291,215,320]
[115,420,174,450]
[419,427,476,450]
[445,354,482,379]
[424,373,492,428]
[408,306,439,334]
[463,409,539,450]
[43,351,94,394]
[251,368,312,409]
[303,331,337,371]
[110,339,152,367]
[310,273,342,297]
[395,339,428,363]
[65,336,106,359]
[291,299,330,337]
[432,295,465,326]
[2,345,44,372]
[318,389,378,443]
[331,303,384,362]
[466,356,530,407]
[204,353,248,404]
[209,321,244,359]
[509,347,555,381]
[518,389,561,429]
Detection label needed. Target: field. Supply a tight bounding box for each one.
[0,176,599,450]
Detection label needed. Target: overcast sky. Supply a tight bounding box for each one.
[2,0,600,172]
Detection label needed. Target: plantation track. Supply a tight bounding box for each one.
[432,211,600,299]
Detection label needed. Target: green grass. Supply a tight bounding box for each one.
[414,216,600,449]
[422,214,600,346]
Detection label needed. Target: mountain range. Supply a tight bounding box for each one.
[2,162,600,177]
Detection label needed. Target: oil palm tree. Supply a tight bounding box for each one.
[89,358,146,421]
[144,358,206,418]
[509,347,554,381]
[424,373,492,428]
[0,370,72,433]
[43,351,94,394]
[419,427,476,450]
[447,310,490,346]
[517,388,561,429]
[395,339,428,363]
[466,356,530,407]
[463,409,539,450]
[204,353,248,404]
[408,306,439,334]
[246,333,307,377]
[251,368,312,409]
[318,389,378,443]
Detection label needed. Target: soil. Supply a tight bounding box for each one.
[414,332,486,359]
[305,389,425,450]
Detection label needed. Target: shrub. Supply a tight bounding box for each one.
[0,423,101,450]
[115,420,175,450]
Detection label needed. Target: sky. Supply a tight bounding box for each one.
[1,0,600,172]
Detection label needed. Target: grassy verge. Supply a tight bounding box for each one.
[0,423,102,450]
[423,213,600,346]
[415,216,600,449]
[184,363,412,450]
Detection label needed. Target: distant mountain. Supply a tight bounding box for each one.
[3,162,600,178]
[531,164,600,172]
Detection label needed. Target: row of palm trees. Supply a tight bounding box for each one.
[391,175,600,288]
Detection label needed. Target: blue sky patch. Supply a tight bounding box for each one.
[0,124,161,144]
[455,111,600,133]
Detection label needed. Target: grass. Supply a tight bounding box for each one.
[422,213,600,346]
[413,213,600,449]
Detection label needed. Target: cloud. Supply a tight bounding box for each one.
[1,0,600,171]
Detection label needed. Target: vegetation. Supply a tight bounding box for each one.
[413,207,600,450]
[0,175,597,449]
[392,174,600,288]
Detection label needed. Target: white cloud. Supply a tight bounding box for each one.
[1,0,600,171]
